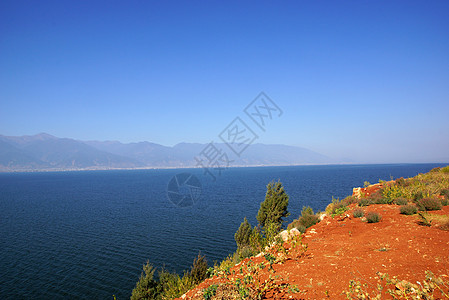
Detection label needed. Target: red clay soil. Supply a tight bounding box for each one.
[179,204,449,299]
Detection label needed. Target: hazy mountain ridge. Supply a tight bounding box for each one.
[0,133,335,171]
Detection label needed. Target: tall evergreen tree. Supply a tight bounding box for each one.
[256,180,290,229]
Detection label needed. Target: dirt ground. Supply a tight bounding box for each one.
[178,204,449,299]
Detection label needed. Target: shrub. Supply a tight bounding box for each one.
[131,261,159,300]
[358,198,371,207]
[413,191,425,201]
[400,204,418,215]
[297,206,319,228]
[342,196,357,206]
[366,212,381,223]
[441,166,449,173]
[395,177,406,186]
[367,190,389,204]
[296,224,306,233]
[189,253,209,284]
[301,206,314,216]
[158,269,195,299]
[416,197,442,211]
[382,184,403,203]
[298,214,319,228]
[372,196,390,204]
[334,206,349,216]
[353,208,364,218]
[326,197,348,215]
[442,198,449,206]
[238,246,254,260]
[394,198,408,205]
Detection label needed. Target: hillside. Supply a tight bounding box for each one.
[174,167,449,299]
[0,133,334,171]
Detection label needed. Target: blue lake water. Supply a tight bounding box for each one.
[0,163,446,299]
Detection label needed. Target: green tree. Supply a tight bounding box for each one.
[234,217,253,249]
[131,261,160,300]
[256,180,290,229]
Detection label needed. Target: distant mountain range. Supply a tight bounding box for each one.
[0,133,336,171]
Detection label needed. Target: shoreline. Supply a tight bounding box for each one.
[1,162,448,174]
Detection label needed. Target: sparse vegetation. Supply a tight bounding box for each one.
[131,254,208,300]
[399,204,418,215]
[383,168,449,203]
[366,211,382,223]
[326,196,350,216]
[358,198,372,207]
[345,271,449,299]
[394,198,408,205]
[131,166,449,299]
[297,206,319,228]
[353,208,364,218]
[416,197,442,211]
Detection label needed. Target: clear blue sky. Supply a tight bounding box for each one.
[1,1,448,163]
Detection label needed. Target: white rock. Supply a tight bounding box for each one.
[278,228,301,242]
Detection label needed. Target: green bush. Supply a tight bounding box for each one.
[441,166,449,173]
[441,198,449,206]
[382,184,403,203]
[299,214,319,228]
[366,212,382,223]
[353,208,364,218]
[297,206,319,228]
[394,198,408,205]
[326,197,348,215]
[334,206,349,216]
[400,204,418,215]
[158,269,196,299]
[416,197,442,211]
